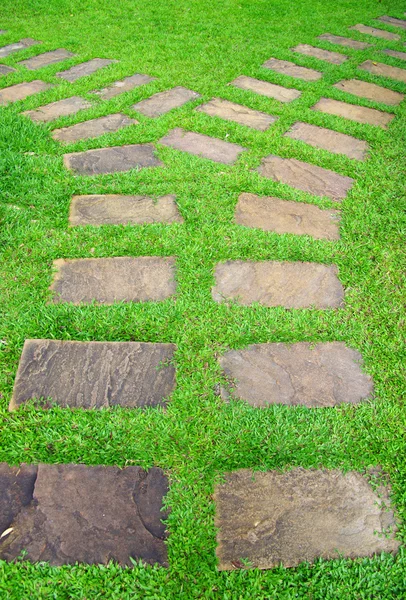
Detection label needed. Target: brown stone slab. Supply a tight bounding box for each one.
[235,193,340,240]
[312,97,394,128]
[219,342,372,407]
[0,463,37,538]
[160,128,246,164]
[215,468,400,570]
[23,96,92,122]
[0,80,52,105]
[359,60,406,83]
[284,121,369,160]
[212,260,344,308]
[333,78,404,106]
[19,49,75,70]
[0,463,169,566]
[0,65,16,75]
[132,86,200,117]
[349,24,400,41]
[52,113,138,143]
[378,16,406,30]
[69,194,183,226]
[383,49,406,61]
[262,57,322,81]
[0,38,40,58]
[230,75,301,102]
[63,144,163,175]
[257,154,353,201]
[292,44,347,64]
[317,33,371,50]
[57,58,117,82]
[196,98,277,131]
[93,73,156,100]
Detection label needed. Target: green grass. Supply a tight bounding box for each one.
[0,0,405,597]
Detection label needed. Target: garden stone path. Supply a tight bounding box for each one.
[230,75,301,102]
[57,58,117,82]
[333,79,404,106]
[292,44,347,64]
[0,80,53,105]
[0,65,15,75]
[383,49,406,61]
[378,16,406,30]
[349,24,400,41]
[262,57,322,81]
[317,33,371,49]
[92,73,156,100]
[359,60,406,84]
[52,113,138,143]
[18,49,75,70]
[312,97,394,128]
[132,86,200,117]
[160,128,246,164]
[0,38,40,58]
[196,98,277,130]
[23,96,92,122]
[284,121,369,160]
[63,144,162,175]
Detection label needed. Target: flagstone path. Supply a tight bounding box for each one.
[57,58,117,82]
[283,121,369,159]
[317,33,371,49]
[196,98,277,130]
[292,44,348,64]
[0,80,53,104]
[23,96,92,121]
[52,113,138,143]
[18,48,75,70]
[0,38,39,58]
[312,97,394,128]
[230,75,301,102]
[349,24,401,41]
[261,57,322,81]
[132,86,200,117]
[63,144,163,175]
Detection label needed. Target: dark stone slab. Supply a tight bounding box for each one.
[235,193,340,240]
[215,468,400,570]
[0,38,40,58]
[57,58,117,82]
[212,260,344,308]
[359,60,406,83]
[52,113,138,143]
[160,128,246,164]
[19,49,74,70]
[23,96,92,122]
[0,80,53,105]
[378,16,406,30]
[0,65,16,75]
[63,144,163,175]
[0,463,169,566]
[219,342,372,407]
[383,49,406,61]
[334,78,404,106]
[292,44,347,64]
[262,57,322,81]
[93,73,156,100]
[230,75,301,102]
[132,86,200,117]
[349,24,400,41]
[0,463,37,538]
[312,97,394,128]
[196,98,277,131]
[284,121,369,160]
[10,339,176,410]
[318,33,371,50]
[257,154,353,201]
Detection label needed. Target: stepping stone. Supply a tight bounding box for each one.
[218,342,372,407]
[262,57,322,81]
[160,128,246,164]
[0,80,52,105]
[284,121,369,160]
[0,30,6,35]
[92,73,156,100]
[257,155,353,201]
[333,78,404,106]
[0,463,169,566]
[63,144,162,175]
[312,97,394,128]
[22,96,92,122]
[230,75,301,102]
[196,98,277,131]
[57,58,117,82]
[52,113,138,143]
[378,16,406,30]
[0,65,16,75]
[214,468,399,570]
[212,260,344,308]
[0,463,37,537]
[383,49,406,61]
[50,256,176,304]
[18,48,74,70]
[292,44,347,65]
[10,339,176,409]
[349,24,400,41]
[317,33,371,50]
[235,192,340,240]
[0,38,40,58]
[132,86,200,117]
[359,60,406,84]
[69,194,183,226]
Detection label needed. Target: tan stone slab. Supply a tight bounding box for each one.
[235,193,340,240]
[0,38,40,58]
[93,73,156,100]
[196,98,277,131]
[52,113,138,143]
[69,194,183,226]
[359,60,406,83]
[292,44,347,65]
[334,78,404,106]
[63,144,163,175]
[219,342,372,407]
[132,86,200,117]
[0,65,16,75]
[312,97,394,128]
[317,33,371,50]
[230,75,301,102]
[0,80,53,105]
[159,128,246,164]
[57,58,117,82]
[262,57,322,81]
[212,260,344,308]
[19,49,75,70]
[383,49,406,61]
[378,16,406,30]
[349,24,400,41]
[10,339,176,410]
[215,468,400,570]
[23,96,92,122]
[284,121,369,160]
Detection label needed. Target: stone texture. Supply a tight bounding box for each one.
[292,44,347,64]
[262,58,322,81]
[69,194,183,226]
[333,78,404,106]
[215,468,400,570]
[257,155,353,201]
[132,86,200,117]
[63,144,163,175]
[50,256,176,304]
[160,128,245,164]
[218,342,373,407]
[52,113,138,143]
[57,58,117,82]
[0,463,38,537]
[10,339,176,410]
[18,49,74,70]
[0,80,52,105]
[312,97,394,128]
[212,260,344,308]
[23,96,92,122]
[359,60,406,84]
[0,65,16,75]
[378,16,406,30]
[284,121,369,160]
[0,463,169,566]
[317,33,371,50]
[196,98,277,130]
[0,38,40,58]
[93,73,156,100]
[235,193,340,240]
[383,49,406,61]
[230,75,301,102]
[349,24,400,41]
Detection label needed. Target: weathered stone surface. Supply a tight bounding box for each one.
[160,128,246,164]
[215,468,400,570]
[0,463,37,537]
[23,96,92,122]
[52,113,138,143]
[262,57,322,81]
[312,97,394,128]
[349,24,400,41]
[10,339,176,410]
[284,121,369,160]
[0,463,169,566]
[317,33,371,50]
[235,193,340,240]
[257,155,353,201]
[212,261,344,308]
[0,38,40,58]
[334,78,404,106]
[69,194,183,226]
[0,80,52,105]
[292,44,347,64]
[196,98,277,131]
[230,75,301,102]
[378,16,406,30]
[63,144,162,175]
[219,342,372,407]
[57,58,117,82]
[359,60,406,83]
[50,256,176,304]
[0,65,16,75]
[93,73,156,100]
[18,49,74,70]
[383,49,406,61]
[132,86,200,117]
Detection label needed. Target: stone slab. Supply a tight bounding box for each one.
[378,16,406,30]
[359,60,406,84]
[333,78,404,106]
[262,57,322,81]
[160,128,246,164]
[230,75,301,102]
[0,80,52,105]
[0,463,169,566]
[69,194,183,226]
[0,65,16,75]
[235,193,340,240]
[292,44,347,64]
[63,144,163,175]
[93,73,156,100]
[219,342,372,407]
[257,154,353,201]
[0,463,38,537]
[284,121,369,160]
[212,260,344,308]
[0,38,40,58]
[132,86,200,117]
[349,24,400,41]
[52,113,138,143]
[383,49,406,61]
[57,58,117,82]
[23,96,92,122]
[18,49,74,70]
[317,33,371,50]
[215,468,400,570]
[312,97,394,128]
[0,30,6,35]
[196,98,277,131]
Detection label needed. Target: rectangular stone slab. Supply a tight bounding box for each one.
[0,38,40,58]
[52,113,138,143]
[23,96,92,122]
[235,193,340,240]
[132,86,200,117]
[359,60,406,83]
[219,342,372,407]
[0,463,37,537]
[230,75,301,102]
[312,97,394,128]
[317,33,371,50]
[69,194,183,226]
[0,463,169,566]
[212,260,344,308]
[50,256,176,304]
[378,16,406,30]
[0,80,53,105]
[10,339,176,409]
[57,58,117,82]
[383,49,406,61]
[196,98,277,131]
[159,128,246,164]
[63,144,163,175]
[333,78,404,106]
[257,154,353,201]
[215,468,399,570]
[292,44,347,64]
[349,24,400,41]
[262,57,322,81]
[0,65,16,75]
[18,49,75,70]
[284,121,369,160]
[93,73,156,100]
